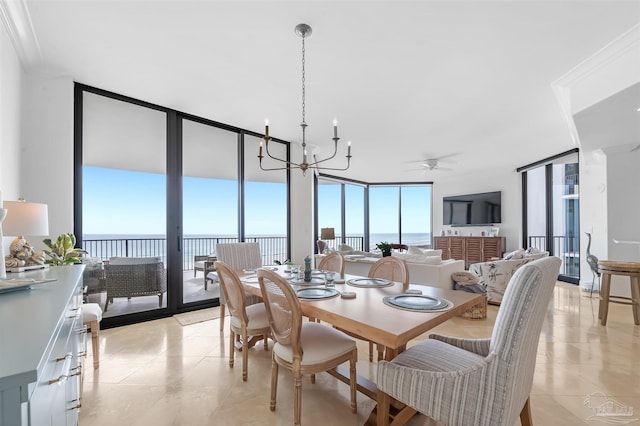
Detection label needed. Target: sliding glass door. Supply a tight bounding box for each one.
[522,150,580,283]
[76,84,291,327]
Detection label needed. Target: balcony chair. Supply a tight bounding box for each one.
[193,254,217,289]
[376,256,561,426]
[103,257,167,312]
[257,269,357,426]
[215,261,270,381]
[215,243,263,332]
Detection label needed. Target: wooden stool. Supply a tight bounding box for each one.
[597,260,640,326]
[82,303,103,368]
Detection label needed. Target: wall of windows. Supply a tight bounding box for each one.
[316,176,432,251]
[75,84,290,327]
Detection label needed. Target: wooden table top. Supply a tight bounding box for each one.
[239,266,485,350]
[598,260,640,272]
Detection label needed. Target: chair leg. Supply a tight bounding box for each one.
[368,341,374,362]
[263,333,269,351]
[630,276,640,325]
[228,330,235,368]
[520,397,533,426]
[310,374,316,384]
[270,356,278,412]
[350,351,357,413]
[89,320,100,369]
[158,293,163,307]
[219,303,226,332]
[294,371,302,426]
[377,389,391,426]
[242,331,249,381]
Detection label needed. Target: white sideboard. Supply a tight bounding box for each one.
[0,265,84,426]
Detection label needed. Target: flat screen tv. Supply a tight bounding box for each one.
[443,191,502,226]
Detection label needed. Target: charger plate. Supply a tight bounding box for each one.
[291,277,326,286]
[383,294,453,312]
[347,278,393,288]
[296,287,340,300]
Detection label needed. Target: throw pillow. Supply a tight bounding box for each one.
[503,249,525,260]
[525,246,541,255]
[338,244,354,252]
[407,245,423,255]
[392,252,442,264]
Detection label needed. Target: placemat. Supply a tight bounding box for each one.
[383,294,453,312]
[347,278,393,288]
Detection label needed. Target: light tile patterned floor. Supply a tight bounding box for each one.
[79,283,640,425]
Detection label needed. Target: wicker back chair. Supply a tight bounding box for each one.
[257,269,358,426]
[215,243,263,331]
[215,261,270,381]
[103,257,167,312]
[317,252,345,275]
[369,256,409,288]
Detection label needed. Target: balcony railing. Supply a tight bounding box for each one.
[82,236,288,270]
[528,235,580,278]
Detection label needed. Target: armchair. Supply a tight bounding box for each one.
[103,257,167,312]
[376,256,561,426]
[194,254,217,289]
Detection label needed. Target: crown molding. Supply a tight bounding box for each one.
[0,0,41,66]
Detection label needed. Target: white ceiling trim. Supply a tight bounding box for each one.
[0,0,41,66]
[552,23,640,164]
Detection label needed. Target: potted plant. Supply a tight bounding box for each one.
[43,233,88,265]
[376,241,392,257]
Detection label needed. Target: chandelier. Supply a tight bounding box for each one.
[258,23,352,175]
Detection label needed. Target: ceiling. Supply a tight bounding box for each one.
[17,0,640,182]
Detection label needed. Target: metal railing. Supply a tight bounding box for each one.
[82,236,289,270]
[528,235,580,277]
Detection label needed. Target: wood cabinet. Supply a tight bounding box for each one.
[434,236,506,268]
[0,266,84,426]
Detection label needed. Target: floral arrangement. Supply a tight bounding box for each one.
[376,241,392,257]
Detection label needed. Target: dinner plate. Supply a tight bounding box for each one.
[383,294,453,312]
[296,287,340,300]
[290,277,326,285]
[347,278,393,288]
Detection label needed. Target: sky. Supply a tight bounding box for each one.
[83,166,431,237]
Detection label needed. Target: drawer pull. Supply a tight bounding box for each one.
[68,403,82,411]
[49,374,69,385]
[55,352,73,362]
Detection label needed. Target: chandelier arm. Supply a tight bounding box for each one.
[309,157,352,172]
[263,139,292,163]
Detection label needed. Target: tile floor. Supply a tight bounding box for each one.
[79,283,640,425]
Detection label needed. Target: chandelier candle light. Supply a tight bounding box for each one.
[258,23,352,175]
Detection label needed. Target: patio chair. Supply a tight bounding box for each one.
[194,254,217,289]
[103,257,167,312]
[215,243,263,332]
[257,269,357,426]
[376,256,561,426]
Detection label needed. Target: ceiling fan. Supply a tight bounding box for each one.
[420,158,452,171]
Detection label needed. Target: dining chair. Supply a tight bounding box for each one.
[376,256,561,426]
[317,251,345,275]
[367,256,409,361]
[215,261,270,381]
[215,243,263,332]
[257,269,358,426]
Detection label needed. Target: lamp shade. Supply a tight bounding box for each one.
[3,200,49,237]
[320,227,335,240]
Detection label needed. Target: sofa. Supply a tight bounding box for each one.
[468,248,549,304]
[315,250,465,290]
[103,256,167,311]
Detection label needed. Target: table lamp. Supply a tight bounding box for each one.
[320,227,336,252]
[2,199,50,272]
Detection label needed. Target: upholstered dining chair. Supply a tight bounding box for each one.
[215,243,263,332]
[367,256,409,361]
[257,269,358,426]
[215,261,270,381]
[376,256,561,426]
[317,251,345,275]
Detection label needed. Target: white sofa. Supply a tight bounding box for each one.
[315,253,465,290]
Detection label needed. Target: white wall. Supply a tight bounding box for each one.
[0,19,22,200]
[433,167,521,253]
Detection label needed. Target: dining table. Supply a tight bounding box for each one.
[238,266,486,404]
